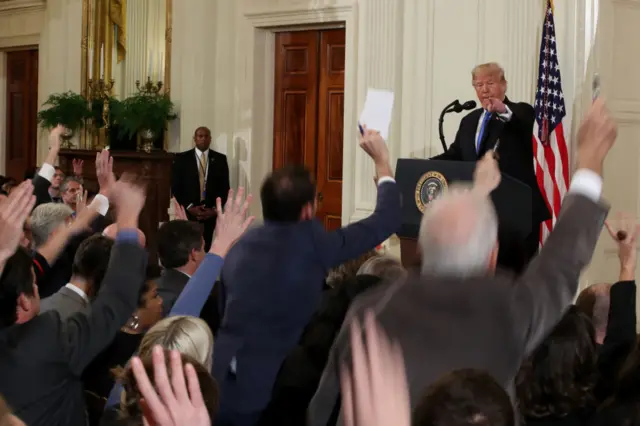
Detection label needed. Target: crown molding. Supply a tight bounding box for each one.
[0,0,45,14]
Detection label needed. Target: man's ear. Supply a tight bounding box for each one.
[17,293,32,313]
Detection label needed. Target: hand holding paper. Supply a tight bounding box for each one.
[359,89,395,141]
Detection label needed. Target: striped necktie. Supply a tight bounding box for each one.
[198,153,206,201]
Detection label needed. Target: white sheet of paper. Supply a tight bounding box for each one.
[359,89,395,141]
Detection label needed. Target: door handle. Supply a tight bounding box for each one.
[317,192,324,203]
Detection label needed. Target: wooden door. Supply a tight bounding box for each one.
[5,49,38,181]
[273,28,345,230]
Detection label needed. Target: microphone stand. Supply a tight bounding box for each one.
[438,100,459,152]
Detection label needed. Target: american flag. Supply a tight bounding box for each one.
[533,0,569,245]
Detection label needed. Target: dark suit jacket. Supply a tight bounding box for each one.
[157,268,191,317]
[308,192,608,426]
[212,180,401,414]
[0,241,147,426]
[171,148,230,210]
[40,285,90,322]
[434,98,551,225]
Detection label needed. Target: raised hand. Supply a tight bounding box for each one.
[341,311,410,426]
[605,212,640,280]
[45,125,65,166]
[131,346,211,426]
[359,125,389,166]
[473,151,501,195]
[172,197,188,221]
[96,149,116,196]
[0,181,36,271]
[210,188,254,257]
[111,173,146,230]
[72,158,84,177]
[576,98,617,176]
[75,189,89,215]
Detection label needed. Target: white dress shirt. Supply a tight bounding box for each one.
[38,163,110,216]
[65,283,89,303]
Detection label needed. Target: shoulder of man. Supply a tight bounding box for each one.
[208,149,227,161]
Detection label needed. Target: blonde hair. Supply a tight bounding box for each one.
[138,316,214,371]
[471,62,506,82]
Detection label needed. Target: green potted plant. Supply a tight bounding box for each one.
[114,93,177,152]
[37,91,91,142]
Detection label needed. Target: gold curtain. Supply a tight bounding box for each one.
[110,0,127,63]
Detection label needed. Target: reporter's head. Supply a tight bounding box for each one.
[418,185,498,278]
[260,165,316,222]
[0,247,39,328]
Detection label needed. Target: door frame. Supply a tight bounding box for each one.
[243,5,357,226]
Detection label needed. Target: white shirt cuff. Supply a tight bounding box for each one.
[568,169,602,202]
[38,163,56,182]
[497,105,513,122]
[89,194,110,216]
[377,176,396,185]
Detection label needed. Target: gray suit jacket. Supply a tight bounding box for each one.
[157,268,190,317]
[40,286,90,322]
[308,193,608,426]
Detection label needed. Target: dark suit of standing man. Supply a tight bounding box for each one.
[171,127,231,250]
[434,62,551,263]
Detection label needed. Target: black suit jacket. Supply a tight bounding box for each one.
[171,148,231,210]
[156,268,191,317]
[0,241,147,426]
[434,98,551,225]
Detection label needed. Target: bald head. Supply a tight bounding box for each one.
[419,185,498,278]
[102,224,146,247]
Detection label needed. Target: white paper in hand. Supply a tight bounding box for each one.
[359,89,395,141]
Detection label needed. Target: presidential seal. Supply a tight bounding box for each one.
[415,171,448,213]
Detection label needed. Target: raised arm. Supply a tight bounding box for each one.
[60,175,148,375]
[318,128,401,269]
[32,126,63,207]
[170,188,253,316]
[514,98,617,354]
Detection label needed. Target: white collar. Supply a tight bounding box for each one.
[65,283,89,302]
[195,148,208,157]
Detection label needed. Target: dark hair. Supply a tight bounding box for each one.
[157,220,203,268]
[137,264,162,308]
[0,247,36,328]
[413,369,514,426]
[515,306,597,418]
[72,234,114,298]
[260,165,316,222]
[116,349,219,422]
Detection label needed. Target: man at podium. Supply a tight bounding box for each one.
[433,62,550,260]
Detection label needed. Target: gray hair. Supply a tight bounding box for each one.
[419,184,498,278]
[357,255,405,283]
[30,203,74,247]
[60,176,83,193]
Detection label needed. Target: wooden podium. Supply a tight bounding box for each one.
[58,149,174,264]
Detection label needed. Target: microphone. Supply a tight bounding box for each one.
[452,100,477,113]
[439,100,478,152]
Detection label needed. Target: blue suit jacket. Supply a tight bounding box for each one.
[213,180,401,413]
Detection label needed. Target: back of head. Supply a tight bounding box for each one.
[357,254,406,283]
[72,234,114,296]
[515,306,596,418]
[326,250,378,288]
[30,203,73,247]
[575,283,611,342]
[260,165,315,222]
[138,316,214,371]
[413,369,514,426]
[157,220,203,268]
[0,247,36,328]
[117,349,219,423]
[419,185,498,278]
